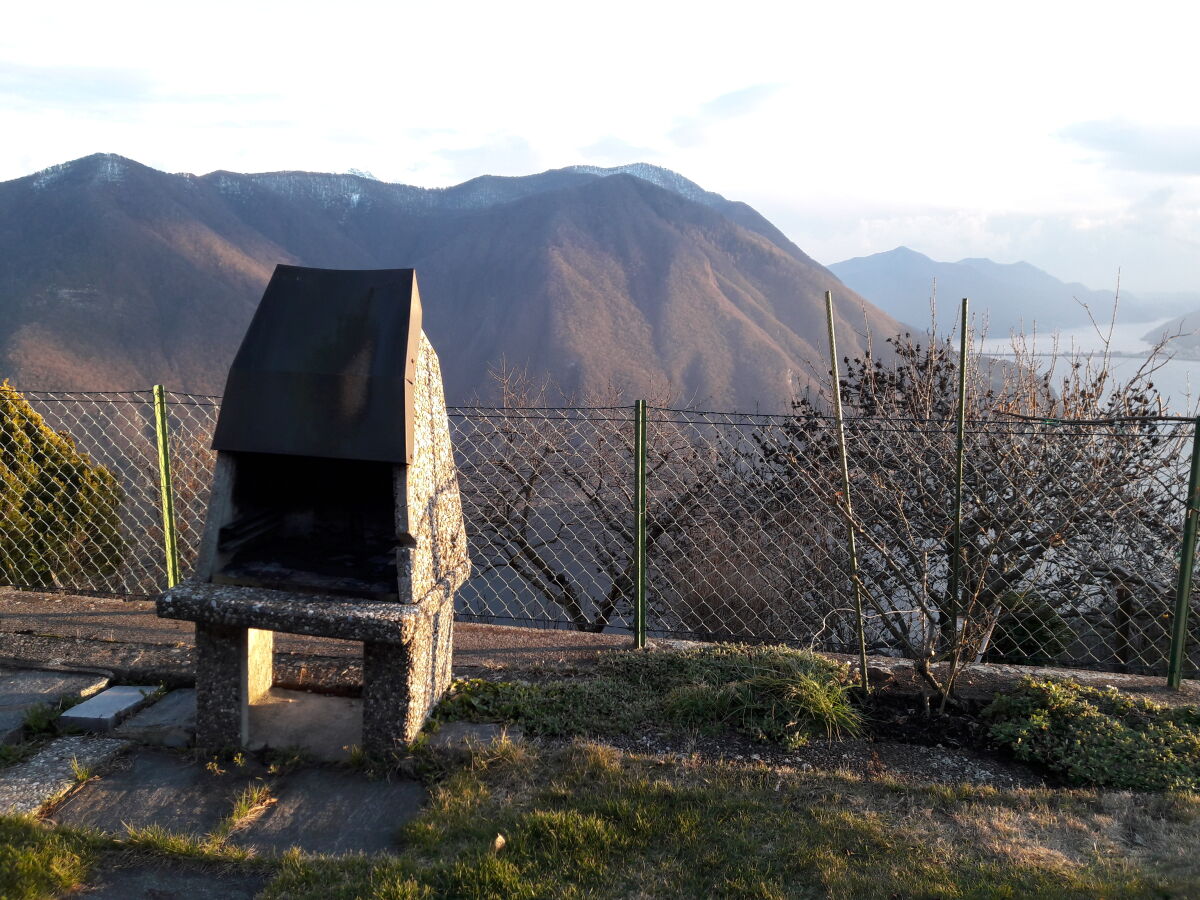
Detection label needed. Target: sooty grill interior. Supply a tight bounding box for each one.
[212,453,405,599]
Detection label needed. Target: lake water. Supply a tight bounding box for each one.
[978,318,1199,415]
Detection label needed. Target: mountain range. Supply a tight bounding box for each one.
[0,154,903,412]
[829,246,1189,338]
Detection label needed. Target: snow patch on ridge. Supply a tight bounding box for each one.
[565,163,720,205]
[30,153,127,190]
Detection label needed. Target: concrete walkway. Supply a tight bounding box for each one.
[0,588,631,689]
[1,587,1196,705]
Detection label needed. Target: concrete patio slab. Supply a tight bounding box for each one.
[246,688,361,763]
[51,747,268,836]
[231,767,425,856]
[74,863,268,899]
[115,688,196,748]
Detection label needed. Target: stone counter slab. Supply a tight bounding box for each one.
[158,582,426,644]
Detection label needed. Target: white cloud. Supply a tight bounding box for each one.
[1060,120,1200,175]
[2,0,1200,289]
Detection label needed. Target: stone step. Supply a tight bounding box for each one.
[0,735,129,814]
[58,686,159,733]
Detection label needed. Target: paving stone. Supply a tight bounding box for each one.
[427,721,523,752]
[246,688,362,763]
[74,863,267,899]
[231,768,426,856]
[0,667,109,744]
[0,735,129,814]
[115,689,196,748]
[58,685,158,733]
[51,747,269,836]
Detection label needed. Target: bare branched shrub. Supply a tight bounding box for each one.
[756,317,1193,697]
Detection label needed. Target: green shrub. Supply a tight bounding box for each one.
[984,677,1200,790]
[0,382,125,587]
[437,645,860,748]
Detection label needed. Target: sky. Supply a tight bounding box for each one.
[3,0,1199,294]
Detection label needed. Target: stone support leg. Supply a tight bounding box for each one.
[362,641,411,753]
[193,622,274,749]
[362,592,455,754]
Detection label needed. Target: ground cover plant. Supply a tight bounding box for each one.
[436,644,862,748]
[985,677,1200,791]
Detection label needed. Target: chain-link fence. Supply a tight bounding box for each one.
[641,409,1197,679]
[1,387,1197,679]
[0,388,220,595]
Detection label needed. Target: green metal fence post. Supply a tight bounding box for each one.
[153,385,181,589]
[947,298,969,669]
[1167,417,1200,689]
[633,399,648,648]
[826,291,870,692]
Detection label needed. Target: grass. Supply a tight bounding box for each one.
[4,651,1199,897]
[4,736,1197,898]
[437,644,862,748]
[20,692,84,736]
[208,782,274,842]
[0,815,94,900]
[68,755,92,784]
[259,739,1200,899]
[0,740,40,768]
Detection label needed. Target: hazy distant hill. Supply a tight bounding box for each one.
[829,246,1141,337]
[0,154,903,411]
[1142,300,1200,353]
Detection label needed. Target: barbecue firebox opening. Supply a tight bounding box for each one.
[211,453,408,600]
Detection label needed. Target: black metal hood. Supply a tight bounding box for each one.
[212,265,423,464]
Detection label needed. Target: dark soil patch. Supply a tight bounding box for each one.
[593,695,1050,790]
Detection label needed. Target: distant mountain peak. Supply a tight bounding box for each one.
[0,152,898,410]
[829,248,1146,334]
[30,152,135,190]
[561,163,723,205]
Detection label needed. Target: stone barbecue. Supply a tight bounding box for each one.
[157,265,470,754]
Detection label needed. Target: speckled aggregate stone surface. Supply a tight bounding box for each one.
[401,333,471,605]
[0,735,128,814]
[159,583,424,643]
